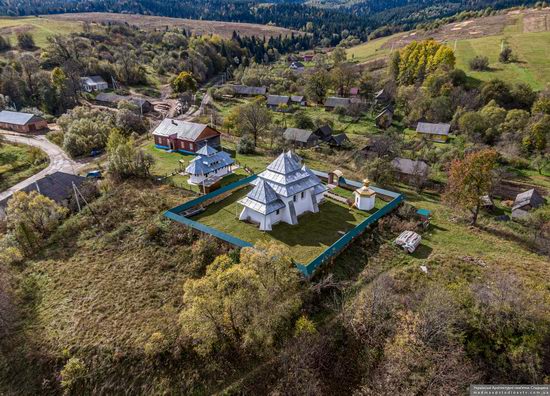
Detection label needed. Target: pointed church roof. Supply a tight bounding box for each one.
[286,150,301,164]
[196,143,218,157]
[248,179,280,204]
[267,152,301,175]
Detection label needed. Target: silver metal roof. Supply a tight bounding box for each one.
[82,75,107,85]
[239,180,285,215]
[266,152,302,175]
[283,128,315,143]
[391,157,429,175]
[153,119,210,141]
[0,110,42,125]
[267,95,290,106]
[196,143,218,156]
[324,97,351,108]
[513,189,544,211]
[185,150,234,176]
[231,85,267,95]
[416,122,450,136]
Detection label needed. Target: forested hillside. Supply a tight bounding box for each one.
[0,0,538,45]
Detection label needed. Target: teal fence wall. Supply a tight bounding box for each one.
[295,193,403,277]
[165,172,403,278]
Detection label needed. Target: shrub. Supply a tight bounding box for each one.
[144,332,169,358]
[469,56,489,71]
[60,357,87,393]
[237,135,256,154]
[499,47,513,63]
[16,32,34,50]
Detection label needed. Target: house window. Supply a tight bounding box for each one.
[301,191,305,199]
[293,195,297,202]
[276,209,280,215]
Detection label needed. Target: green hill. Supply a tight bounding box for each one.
[348,8,550,89]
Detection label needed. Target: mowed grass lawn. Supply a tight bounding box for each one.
[0,17,83,48]
[193,186,387,263]
[0,142,48,191]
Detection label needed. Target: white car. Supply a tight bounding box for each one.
[395,231,422,253]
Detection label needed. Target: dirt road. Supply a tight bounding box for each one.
[0,132,81,202]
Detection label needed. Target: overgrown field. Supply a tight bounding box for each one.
[45,12,297,39]
[1,175,549,394]
[0,142,48,191]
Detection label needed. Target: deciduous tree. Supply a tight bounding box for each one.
[179,241,302,355]
[443,148,498,226]
[235,99,272,146]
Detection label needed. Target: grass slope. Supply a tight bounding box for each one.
[0,17,83,48]
[347,11,550,89]
[0,142,48,191]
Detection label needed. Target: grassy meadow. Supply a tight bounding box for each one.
[0,17,83,48]
[347,13,550,89]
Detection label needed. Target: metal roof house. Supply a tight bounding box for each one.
[327,133,350,147]
[0,172,86,218]
[81,76,108,92]
[266,95,291,110]
[153,119,221,153]
[231,85,267,96]
[283,128,319,148]
[0,110,48,133]
[238,151,327,231]
[324,97,351,111]
[290,95,306,106]
[185,144,235,186]
[391,157,429,182]
[314,124,333,141]
[416,122,450,142]
[512,189,545,219]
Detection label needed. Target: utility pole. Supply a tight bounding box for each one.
[72,181,81,212]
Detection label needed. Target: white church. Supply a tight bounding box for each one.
[238,151,327,231]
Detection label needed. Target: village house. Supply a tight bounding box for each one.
[238,151,327,231]
[374,89,391,107]
[95,93,153,113]
[324,97,352,111]
[327,133,350,147]
[291,95,307,106]
[511,189,545,219]
[416,122,450,142]
[0,110,48,133]
[0,171,87,219]
[266,95,291,110]
[230,85,267,96]
[314,124,333,141]
[303,54,314,62]
[289,61,305,71]
[375,106,394,129]
[153,119,221,153]
[312,124,349,147]
[81,76,108,92]
[185,144,234,187]
[283,128,319,148]
[391,157,429,184]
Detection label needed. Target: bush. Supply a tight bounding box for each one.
[469,56,489,71]
[60,357,87,393]
[499,47,513,63]
[16,32,34,50]
[237,135,256,154]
